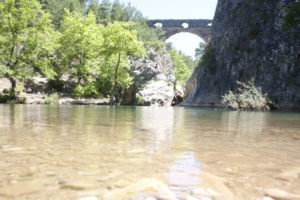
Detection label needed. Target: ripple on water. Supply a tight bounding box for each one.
[0,105,299,199]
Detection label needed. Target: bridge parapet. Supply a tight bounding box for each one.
[146,19,213,42]
[147,19,212,28]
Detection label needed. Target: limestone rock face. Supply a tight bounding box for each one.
[183,0,300,109]
[0,78,11,92]
[124,48,175,106]
[184,73,196,99]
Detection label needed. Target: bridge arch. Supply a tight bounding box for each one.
[147,19,212,42]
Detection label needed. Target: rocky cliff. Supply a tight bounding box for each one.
[123,48,175,106]
[183,0,300,109]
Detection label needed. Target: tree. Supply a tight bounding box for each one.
[98,0,112,23]
[100,22,146,103]
[179,51,196,71]
[58,10,104,97]
[134,20,166,50]
[86,0,143,24]
[195,42,206,62]
[168,47,192,86]
[85,0,165,50]
[0,0,58,97]
[110,0,124,22]
[38,0,88,28]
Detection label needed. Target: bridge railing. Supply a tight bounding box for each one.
[146,19,213,28]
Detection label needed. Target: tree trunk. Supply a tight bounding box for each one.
[114,53,121,104]
[9,77,16,97]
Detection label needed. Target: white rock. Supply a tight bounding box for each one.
[264,188,300,200]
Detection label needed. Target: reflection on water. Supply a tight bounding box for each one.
[137,107,174,152]
[0,105,300,199]
[167,151,202,193]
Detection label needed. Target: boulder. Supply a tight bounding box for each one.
[124,48,175,106]
[172,85,185,106]
[0,78,11,93]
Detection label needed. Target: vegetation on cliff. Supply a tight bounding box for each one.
[282,0,300,31]
[167,44,196,87]
[222,80,272,111]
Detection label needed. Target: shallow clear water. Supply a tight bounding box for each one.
[0,105,299,199]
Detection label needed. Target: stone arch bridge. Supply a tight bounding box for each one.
[146,19,212,42]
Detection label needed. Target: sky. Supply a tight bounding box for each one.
[118,0,218,58]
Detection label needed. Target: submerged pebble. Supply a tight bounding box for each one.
[0,182,42,197]
[61,181,97,190]
[263,188,300,200]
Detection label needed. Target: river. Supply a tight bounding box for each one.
[0,105,299,199]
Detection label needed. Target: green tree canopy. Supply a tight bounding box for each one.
[168,47,194,86]
[58,10,104,97]
[86,0,165,50]
[195,42,206,63]
[0,0,58,96]
[100,22,146,103]
[38,0,87,28]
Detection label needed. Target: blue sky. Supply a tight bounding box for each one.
[118,0,218,58]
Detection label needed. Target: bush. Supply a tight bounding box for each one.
[136,93,145,105]
[282,0,300,31]
[72,82,99,98]
[44,93,59,104]
[222,80,272,111]
[200,43,216,74]
[0,95,26,104]
[10,97,27,104]
[0,95,11,103]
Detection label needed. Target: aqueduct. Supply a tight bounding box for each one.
[146,19,213,42]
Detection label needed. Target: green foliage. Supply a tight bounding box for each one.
[87,0,143,24]
[0,0,58,96]
[72,79,99,98]
[0,94,26,104]
[134,21,166,50]
[86,0,165,50]
[58,10,104,91]
[100,22,146,103]
[38,0,87,28]
[222,80,272,111]
[135,93,144,105]
[55,10,145,101]
[199,42,216,74]
[180,52,196,71]
[0,0,163,103]
[195,42,206,62]
[15,83,24,94]
[44,92,59,104]
[168,47,194,86]
[282,0,300,31]
[0,95,10,103]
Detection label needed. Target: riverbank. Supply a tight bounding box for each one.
[0,46,181,107]
[24,93,110,105]
[179,103,300,111]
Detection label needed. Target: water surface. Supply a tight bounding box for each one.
[0,105,299,199]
